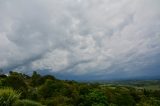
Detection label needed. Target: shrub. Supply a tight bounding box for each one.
[0,88,20,106]
[82,89,109,106]
[42,96,72,106]
[2,74,28,98]
[13,99,44,106]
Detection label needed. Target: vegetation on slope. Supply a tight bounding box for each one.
[0,71,160,106]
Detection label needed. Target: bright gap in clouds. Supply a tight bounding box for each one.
[0,0,160,80]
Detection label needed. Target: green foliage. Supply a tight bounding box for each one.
[0,71,160,106]
[42,75,56,81]
[81,89,109,106]
[13,99,44,106]
[0,88,20,106]
[31,71,42,86]
[38,79,57,98]
[42,95,72,106]
[26,88,39,101]
[2,72,28,98]
[115,93,135,106]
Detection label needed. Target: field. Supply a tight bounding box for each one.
[99,80,160,90]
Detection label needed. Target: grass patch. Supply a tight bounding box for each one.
[0,88,20,106]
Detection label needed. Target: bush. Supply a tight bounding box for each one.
[2,74,28,98]
[13,99,44,106]
[0,88,20,106]
[42,96,72,106]
[81,89,109,106]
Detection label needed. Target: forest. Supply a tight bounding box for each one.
[0,71,160,106]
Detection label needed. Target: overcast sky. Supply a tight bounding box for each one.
[0,0,160,80]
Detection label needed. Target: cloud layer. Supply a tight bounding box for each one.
[0,0,160,80]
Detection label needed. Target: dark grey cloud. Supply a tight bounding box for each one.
[0,0,160,80]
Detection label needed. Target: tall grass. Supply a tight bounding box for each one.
[0,88,20,106]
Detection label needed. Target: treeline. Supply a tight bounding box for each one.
[0,71,160,106]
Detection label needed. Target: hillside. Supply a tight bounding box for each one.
[0,71,160,106]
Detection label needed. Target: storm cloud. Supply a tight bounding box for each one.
[0,0,160,80]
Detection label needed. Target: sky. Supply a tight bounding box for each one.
[0,0,160,80]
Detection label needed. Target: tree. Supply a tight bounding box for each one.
[31,71,42,86]
[81,89,109,106]
[38,79,57,98]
